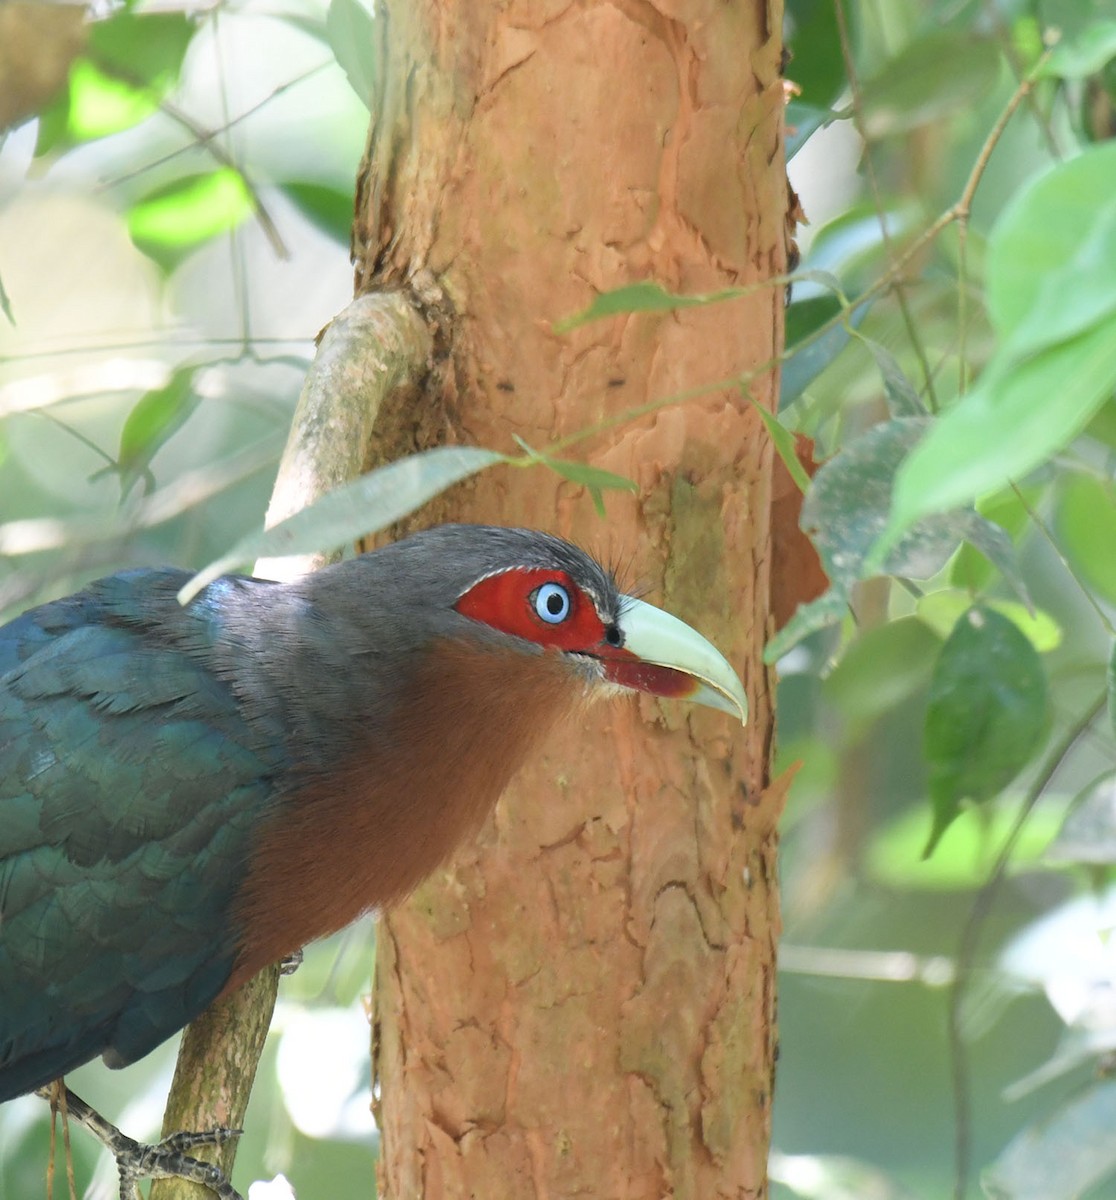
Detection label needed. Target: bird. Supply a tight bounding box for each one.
[0,523,746,1198]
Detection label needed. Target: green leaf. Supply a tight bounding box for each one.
[128,170,254,270]
[858,31,1000,138]
[326,0,378,110]
[764,418,1027,660]
[784,0,845,106]
[116,368,200,497]
[561,271,842,336]
[853,333,926,418]
[785,294,841,350]
[511,437,637,517]
[822,617,941,729]
[33,86,72,156]
[1056,473,1116,605]
[784,101,835,160]
[865,801,1061,891]
[179,446,506,604]
[950,486,1041,593]
[1084,397,1116,450]
[65,59,159,141]
[764,588,850,663]
[751,404,811,492]
[923,606,1049,857]
[555,280,751,333]
[88,11,195,90]
[916,591,1061,653]
[983,1078,1116,1200]
[988,146,1116,338]
[997,203,1116,365]
[1038,20,1116,80]
[1046,771,1116,866]
[889,317,1116,530]
[953,508,1030,606]
[1012,15,1046,71]
[802,418,1020,591]
[39,11,197,149]
[780,295,871,409]
[805,204,918,288]
[280,182,354,244]
[887,145,1116,536]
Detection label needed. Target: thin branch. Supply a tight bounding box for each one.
[257,291,435,579]
[101,63,331,193]
[954,50,1050,400]
[1013,484,1116,638]
[833,0,938,410]
[779,943,954,986]
[83,46,289,260]
[980,0,1062,160]
[1,336,315,368]
[153,94,289,260]
[947,692,1107,1200]
[149,291,433,1200]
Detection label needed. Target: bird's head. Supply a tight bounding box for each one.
[363,525,747,724]
[228,525,746,969]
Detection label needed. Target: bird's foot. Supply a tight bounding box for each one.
[117,1126,243,1200]
[279,948,304,975]
[36,1084,244,1200]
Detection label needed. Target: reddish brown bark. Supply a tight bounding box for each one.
[771,434,827,629]
[355,2,788,1195]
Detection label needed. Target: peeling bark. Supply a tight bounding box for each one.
[359,1,787,1196]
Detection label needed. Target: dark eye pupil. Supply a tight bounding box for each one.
[546,593,564,615]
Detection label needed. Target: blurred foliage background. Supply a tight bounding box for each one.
[3,0,1116,1198]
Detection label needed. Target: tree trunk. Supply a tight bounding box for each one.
[355,2,787,1195]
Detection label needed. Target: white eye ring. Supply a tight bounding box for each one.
[534,582,571,624]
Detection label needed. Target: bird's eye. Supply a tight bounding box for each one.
[533,582,571,624]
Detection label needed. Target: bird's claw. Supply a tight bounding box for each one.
[118,1128,244,1200]
[36,1084,244,1200]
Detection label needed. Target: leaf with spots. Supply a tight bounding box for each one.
[765,418,1026,661]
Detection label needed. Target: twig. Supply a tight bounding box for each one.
[833,0,938,410]
[1012,484,1116,638]
[83,44,289,260]
[980,0,1062,159]
[150,290,433,1199]
[947,692,1106,1200]
[102,64,331,193]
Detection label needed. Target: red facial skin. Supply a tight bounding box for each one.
[454,568,699,700]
